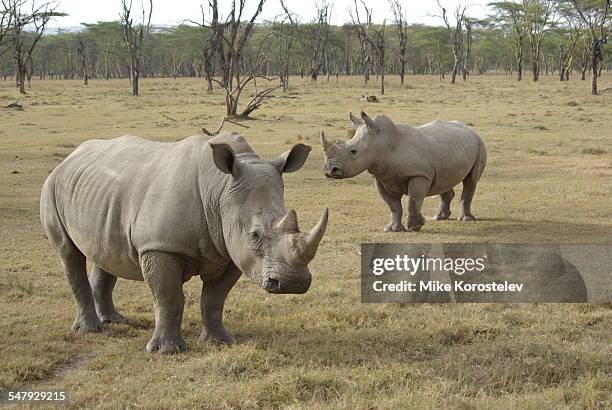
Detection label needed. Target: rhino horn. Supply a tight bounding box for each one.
[303,208,329,259]
[277,209,299,233]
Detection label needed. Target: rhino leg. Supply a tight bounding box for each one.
[375,179,406,232]
[433,189,455,220]
[459,177,478,221]
[62,251,103,333]
[141,251,187,355]
[89,265,125,324]
[407,177,429,231]
[199,264,242,345]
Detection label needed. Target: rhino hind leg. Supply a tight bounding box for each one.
[62,251,104,334]
[433,189,455,220]
[90,265,125,324]
[199,264,242,345]
[459,177,477,221]
[141,251,187,355]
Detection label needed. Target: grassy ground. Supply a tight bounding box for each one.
[0,74,611,409]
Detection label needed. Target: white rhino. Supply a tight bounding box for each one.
[321,112,486,231]
[40,132,328,354]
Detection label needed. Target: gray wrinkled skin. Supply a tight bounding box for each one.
[40,132,328,354]
[321,112,486,232]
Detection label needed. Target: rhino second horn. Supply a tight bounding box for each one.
[305,208,329,257]
[277,209,299,233]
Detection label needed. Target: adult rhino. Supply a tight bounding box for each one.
[321,112,486,232]
[41,132,328,354]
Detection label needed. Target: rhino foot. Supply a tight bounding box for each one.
[407,214,425,231]
[146,335,187,355]
[99,311,126,324]
[198,328,236,345]
[459,214,476,222]
[384,222,407,232]
[433,211,451,220]
[71,314,103,334]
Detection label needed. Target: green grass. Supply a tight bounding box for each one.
[0,74,611,409]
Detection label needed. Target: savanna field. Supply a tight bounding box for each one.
[0,74,611,408]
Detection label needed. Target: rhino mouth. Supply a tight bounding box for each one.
[262,271,312,294]
[263,277,281,293]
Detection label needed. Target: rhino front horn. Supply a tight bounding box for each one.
[305,208,329,258]
[277,209,299,233]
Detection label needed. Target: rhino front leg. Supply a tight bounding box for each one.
[199,264,242,345]
[433,189,455,220]
[141,251,187,355]
[90,265,125,324]
[407,177,429,231]
[459,177,477,221]
[375,179,406,232]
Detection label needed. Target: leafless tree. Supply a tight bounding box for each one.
[119,0,153,96]
[462,17,473,80]
[0,2,12,51]
[436,0,469,84]
[351,0,386,94]
[279,0,297,90]
[4,0,60,94]
[350,0,373,84]
[569,0,609,94]
[186,5,215,92]
[390,0,408,85]
[300,1,330,81]
[206,0,279,118]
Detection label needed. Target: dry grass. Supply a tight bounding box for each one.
[0,74,611,409]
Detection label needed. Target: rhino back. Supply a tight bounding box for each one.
[42,135,222,280]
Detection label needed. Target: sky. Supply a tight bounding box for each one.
[51,0,494,30]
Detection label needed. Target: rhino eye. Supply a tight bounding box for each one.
[350,148,357,155]
[248,230,263,249]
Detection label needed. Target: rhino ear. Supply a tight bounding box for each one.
[272,143,311,173]
[210,143,242,177]
[349,112,363,128]
[361,111,380,132]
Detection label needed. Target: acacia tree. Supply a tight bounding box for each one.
[76,36,87,85]
[436,0,469,84]
[522,0,556,81]
[489,1,528,80]
[390,0,408,85]
[0,2,11,51]
[119,0,152,96]
[4,0,61,93]
[569,0,609,94]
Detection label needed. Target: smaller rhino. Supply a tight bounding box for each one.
[321,112,487,232]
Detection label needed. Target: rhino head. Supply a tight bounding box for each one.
[321,111,389,179]
[210,142,328,294]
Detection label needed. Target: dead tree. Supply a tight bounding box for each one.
[436,0,469,84]
[390,0,408,85]
[186,5,215,92]
[301,1,330,81]
[570,0,609,95]
[208,0,279,118]
[279,0,298,90]
[351,0,386,94]
[350,0,373,85]
[5,0,60,94]
[0,2,12,50]
[119,0,153,96]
